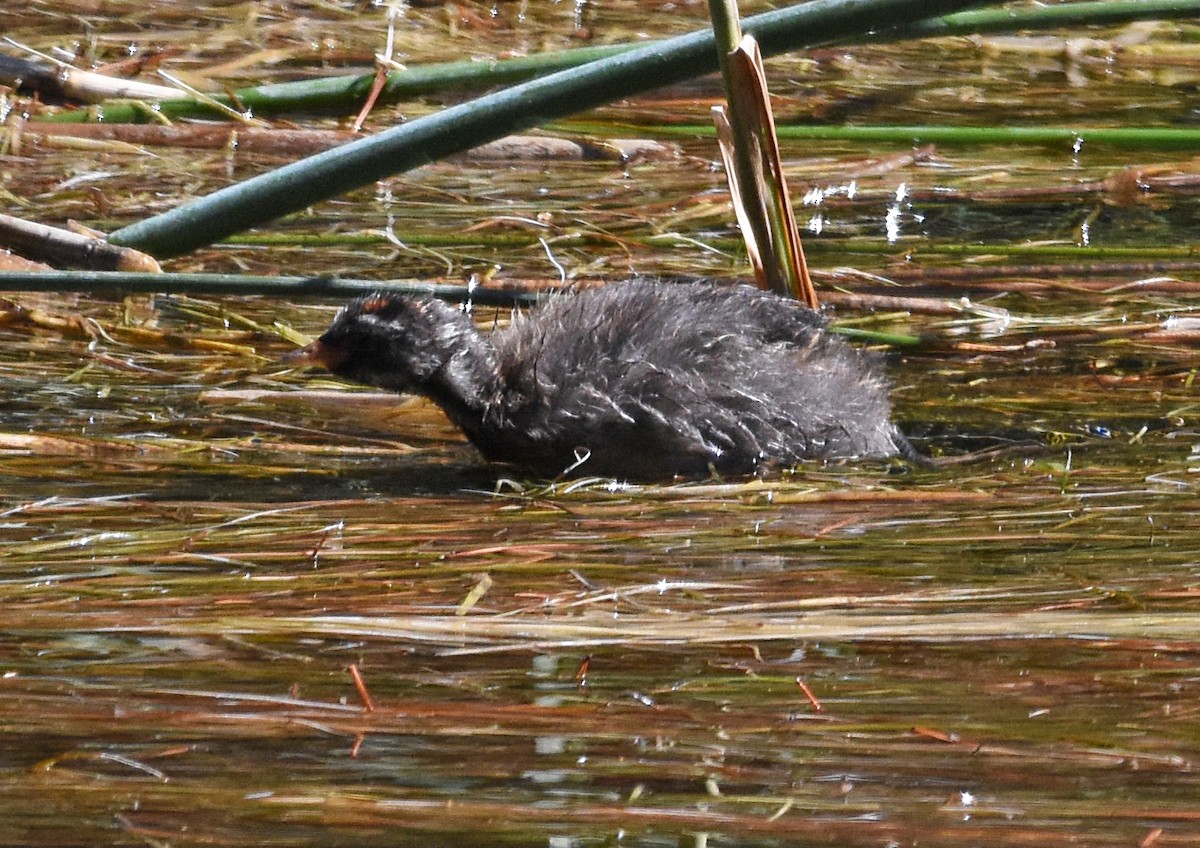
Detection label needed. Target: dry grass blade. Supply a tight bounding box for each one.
[713,34,816,306]
[131,609,1200,656]
[14,121,357,155]
[713,105,767,282]
[0,43,183,103]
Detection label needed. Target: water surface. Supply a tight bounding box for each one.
[3,3,1200,845]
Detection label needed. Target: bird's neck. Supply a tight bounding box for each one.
[418,319,503,431]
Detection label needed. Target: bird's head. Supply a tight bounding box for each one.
[285,293,460,393]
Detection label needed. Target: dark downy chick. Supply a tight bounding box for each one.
[287,278,912,479]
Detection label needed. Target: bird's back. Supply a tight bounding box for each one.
[469,279,902,478]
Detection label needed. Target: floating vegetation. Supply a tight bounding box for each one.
[5,1,1200,845]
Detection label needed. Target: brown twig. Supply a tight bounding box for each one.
[348,663,376,713]
[795,677,823,712]
[0,212,160,272]
[13,120,356,156]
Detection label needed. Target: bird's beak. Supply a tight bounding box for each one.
[282,339,348,371]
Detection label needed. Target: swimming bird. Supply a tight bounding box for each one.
[285,278,911,479]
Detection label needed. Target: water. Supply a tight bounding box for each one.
[4,2,1200,845]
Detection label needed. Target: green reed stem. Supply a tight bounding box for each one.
[40,0,1200,125]
[105,0,997,258]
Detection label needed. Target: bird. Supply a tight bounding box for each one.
[284,278,913,479]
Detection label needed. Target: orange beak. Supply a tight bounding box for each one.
[282,338,348,371]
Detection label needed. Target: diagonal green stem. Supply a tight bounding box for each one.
[107,0,998,258]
